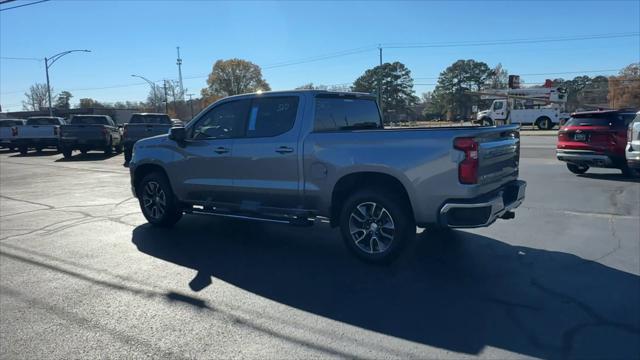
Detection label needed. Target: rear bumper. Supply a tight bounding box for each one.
[439,180,526,228]
[12,138,59,148]
[60,138,108,149]
[626,143,640,166]
[556,149,614,167]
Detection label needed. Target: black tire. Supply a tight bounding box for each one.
[339,188,415,263]
[481,117,494,126]
[137,172,182,227]
[124,147,132,163]
[567,163,589,174]
[62,147,73,159]
[621,165,640,178]
[80,148,88,155]
[104,138,113,155]
[536,116,552,130]
[19,146,27,155]
[35,146,43,152]
[114,143,123,154]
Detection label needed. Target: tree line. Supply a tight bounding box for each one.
[21,58,639,121]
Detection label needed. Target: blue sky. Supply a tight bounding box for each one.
[1,0,639,111]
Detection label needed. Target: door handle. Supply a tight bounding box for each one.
[214,146,230,154]
[275,146,293,154]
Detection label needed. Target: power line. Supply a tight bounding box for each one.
[0,0,50,12]
[0,56,42,61]
[383,32,639,49]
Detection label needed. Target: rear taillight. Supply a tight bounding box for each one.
[11,126,18,136]
[122,126,127,138]
[53,126,59,136]
[102,127,109,137]
[454,137,479,184]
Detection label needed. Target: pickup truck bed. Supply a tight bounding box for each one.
[0,119,25,150]
[129,90,526,262]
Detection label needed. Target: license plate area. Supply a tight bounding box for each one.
[574,133,587,141]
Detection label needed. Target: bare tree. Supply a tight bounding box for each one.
[22,83,53,111]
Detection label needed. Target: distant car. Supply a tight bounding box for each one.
[13,116,66,154]
[171,118,184,126]
[625,111,640,177]
[122,113,173,162]
[557,109,637,175]
[59,115,123,158]
[0,119,26,151]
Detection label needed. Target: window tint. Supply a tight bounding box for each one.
[192,99,250,140]
[70,116,109,125]
[314,97,381,131]
[246,97,299,138]
[26,118,62,125]
[129,114,172,124]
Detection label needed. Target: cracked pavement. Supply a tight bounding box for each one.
[1,137,639,359]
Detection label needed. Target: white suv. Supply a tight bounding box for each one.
[626,111,640,177]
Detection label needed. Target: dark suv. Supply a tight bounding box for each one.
[557,109,637,175]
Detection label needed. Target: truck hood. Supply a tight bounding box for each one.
[477,110,489,117]
[134,133,170,148]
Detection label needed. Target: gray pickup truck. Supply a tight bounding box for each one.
[13,116,66,154]
[122,113,173,162]
[129,90,526,262]
[60,115,123,158]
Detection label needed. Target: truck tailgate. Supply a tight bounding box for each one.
[15,125,58,139]
[124,124,171,142]
[476,129,520,185]
[61,125,106,141]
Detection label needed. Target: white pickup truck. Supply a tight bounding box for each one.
[0,119,26,151]
[477,99,570,130]
[13,117,66,154]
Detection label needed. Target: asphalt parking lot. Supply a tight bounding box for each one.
[1,136,639,359]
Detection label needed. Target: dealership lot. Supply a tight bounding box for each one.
[1,136,638,359]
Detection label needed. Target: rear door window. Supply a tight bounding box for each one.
[565,117,615,127]
[314,97,382,131]
[245,96,299,138]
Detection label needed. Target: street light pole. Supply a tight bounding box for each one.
[187,93,195,119]
[44,49,91,116]
[131,74,159,112]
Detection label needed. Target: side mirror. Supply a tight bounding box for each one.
[168,126,187,145]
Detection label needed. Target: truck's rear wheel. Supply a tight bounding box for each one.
[567,163,588,174]
[62,148,72,159]
[104,138,113,155]
[536,116,552,130]
[138,172,182,227]
[19,146,27,155]
[124,147,132,163]
[481,117,494,126]
[339,189,414,263]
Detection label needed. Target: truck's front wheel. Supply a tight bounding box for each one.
[138,172,182,227]
[536,116,553,130]
[339,189,414,263]
[480,117,494,126]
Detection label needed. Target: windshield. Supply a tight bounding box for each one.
[129,114,172,124]
[70,116,109,125]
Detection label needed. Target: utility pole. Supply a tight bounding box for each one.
[170,83,177,114]
[176,46,184,101]
[163,80,169,114]
[187,93,195,120]
[378,45,383,119]
[45,57,52,116]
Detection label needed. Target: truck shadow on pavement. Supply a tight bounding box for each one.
[131,217,640,359]
[8,149,60,157]
[578,173,640,183]
[54,152,121,162]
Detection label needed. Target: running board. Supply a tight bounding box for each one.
[188,209,314,226]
